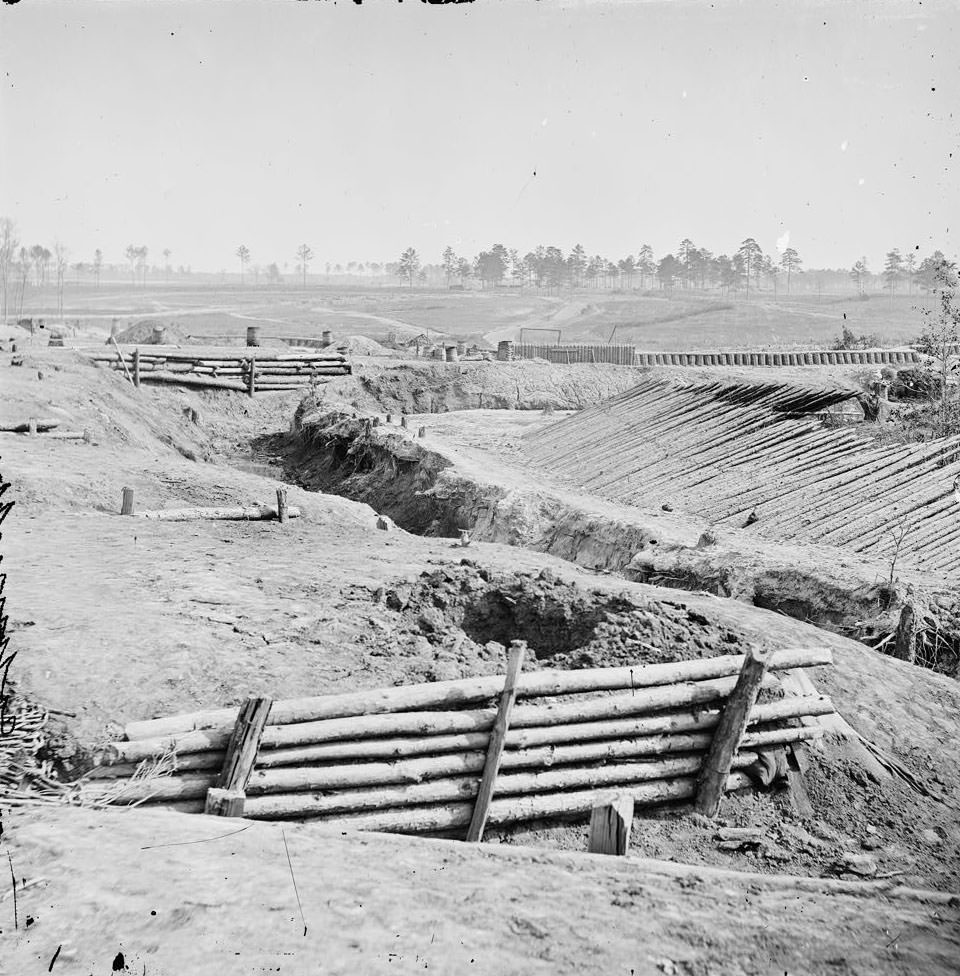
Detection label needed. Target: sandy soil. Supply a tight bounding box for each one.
[3,806,958,976]
[2,345,960,973]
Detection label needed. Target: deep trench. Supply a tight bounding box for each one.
[269,409,960,679]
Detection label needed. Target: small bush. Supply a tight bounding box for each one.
[831,325,882,350]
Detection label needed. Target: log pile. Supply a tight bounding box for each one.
[88,346,352,393]
[85,647,835,835]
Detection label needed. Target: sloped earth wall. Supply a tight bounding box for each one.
[282,406,960,678]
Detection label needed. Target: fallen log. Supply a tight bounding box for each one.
[123,646,832,741]
[134,504,302,522]
[89,697,833,778]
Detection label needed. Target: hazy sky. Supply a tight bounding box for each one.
[1,0,957,273]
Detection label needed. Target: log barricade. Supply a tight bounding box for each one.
[85,647,835,836]
[87,345,352,393]
[507,344,920,368]
[632,348,921,367]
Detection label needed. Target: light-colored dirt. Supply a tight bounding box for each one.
[4,806,959,976]
[2,345,960,972]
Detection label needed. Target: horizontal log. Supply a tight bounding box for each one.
[84,746,765,805]
[247,756,751,817]
[123,647,832,741]
[135,505,302,522]
[507,694,832,749]
[91,696,832,779]
[139,373,248,392]
[0,419,61,432]
[110,673,785,763]
[246,727,817,796]
[144,350,347,363]
[297,773,755,832]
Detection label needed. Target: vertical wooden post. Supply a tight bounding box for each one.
[466,640,526,842]
[205,696,273,818]
[110,335,133,384]
[133,348,141,388]
[400,415,408,429]
[27,417,37,435]
[120,487,135,515]
[248,356,256,397]
[588,794,634,855]
[418,426,426,438]
[276,487,288,523]
[695,646,772,818]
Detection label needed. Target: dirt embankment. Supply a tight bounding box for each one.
[321,359,645,414]
[282,401,960,680]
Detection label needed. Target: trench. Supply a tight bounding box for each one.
[275,405,960,680]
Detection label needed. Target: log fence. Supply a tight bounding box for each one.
[85,646,835,836]
[506,343,920,367]
[88,346,351,394]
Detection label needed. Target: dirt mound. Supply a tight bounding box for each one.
[114,319,189,344]
[317,360,644,415]
[377,562,747,679]
[337,334,394,356]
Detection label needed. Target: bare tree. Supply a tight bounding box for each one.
[236,244,251,285]
[125,245,138,285]
[93,249,103,288]
[136,246,149,287]
[398,247,421,287]
[162,248,172,284]
[915,259,960,438]
[0,217,19,324]
[53,242,68,320]
[779,247,802,294]
[296,244,313,289]
[737,238,763,300]
[15,247,30,318]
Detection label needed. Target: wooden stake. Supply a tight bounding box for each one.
[205,696,273,817]
[588,794,634,855]
[27,417,37,435]
[203,788,245,817]
[695,646,772,818]
[276,487,288,523]
[120,487,135,516]
[401,415,408,429]
[785,744,814,818]
[466,640,526,842]
[248,355,256,397]
[133,347,141,388]
[110,335,133,383]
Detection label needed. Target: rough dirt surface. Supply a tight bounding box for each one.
[2,346,960,974]
[4,806,959,976]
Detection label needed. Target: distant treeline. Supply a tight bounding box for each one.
[1,212,956,324]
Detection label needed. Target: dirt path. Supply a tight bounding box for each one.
[4,806,958,976]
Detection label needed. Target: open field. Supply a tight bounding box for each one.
[14,282,935,352]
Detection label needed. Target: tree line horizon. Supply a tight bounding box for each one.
[1,214,956,322]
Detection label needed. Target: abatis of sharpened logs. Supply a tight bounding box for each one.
[522,376,960,575]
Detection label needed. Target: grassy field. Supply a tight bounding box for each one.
[11,281,934,351]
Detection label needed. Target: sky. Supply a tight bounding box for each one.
[1,0,957,273]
